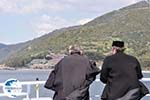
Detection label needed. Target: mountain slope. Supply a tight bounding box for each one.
[0,43,6,49]
[1,1,150,69]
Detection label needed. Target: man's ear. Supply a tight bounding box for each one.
[112,48,116,54]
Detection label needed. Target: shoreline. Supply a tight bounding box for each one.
[0,67,53,71]
[0,67,150,73]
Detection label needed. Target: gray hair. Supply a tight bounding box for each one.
[68,44,83,55]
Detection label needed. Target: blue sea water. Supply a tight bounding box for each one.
[0,70,149,100]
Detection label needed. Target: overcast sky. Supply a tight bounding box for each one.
[0,0,141,44]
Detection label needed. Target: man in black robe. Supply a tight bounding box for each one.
[100,41,144,100]
[44,45,100,100]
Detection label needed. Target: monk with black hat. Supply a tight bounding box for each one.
[100,41,147,100]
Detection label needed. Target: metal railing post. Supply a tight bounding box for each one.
[26,84,30,100]
[35,78,39,99]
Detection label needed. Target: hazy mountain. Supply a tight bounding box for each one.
[1,1,150,69]
[0,42,32,62]
[0,43,6,49]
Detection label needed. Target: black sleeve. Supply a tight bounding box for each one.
[44,70,56,90]
[79,60,100,91]
[100,58,109,84]
[135,59,143,79]
[86,60,100,80]
[44,60,60,91]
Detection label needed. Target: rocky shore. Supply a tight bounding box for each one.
[0,54,65,70]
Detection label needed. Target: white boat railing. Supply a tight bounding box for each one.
[0,78,150,99]
[0,80,52,100]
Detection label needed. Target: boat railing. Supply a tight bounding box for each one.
[0,80,52,100]
[0,78,150,99]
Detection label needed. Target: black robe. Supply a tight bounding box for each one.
[44,53,100,100]
[100,52,143,100]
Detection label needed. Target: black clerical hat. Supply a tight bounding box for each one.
[112,41,124,48]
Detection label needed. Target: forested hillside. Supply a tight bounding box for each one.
[1,1,150,69]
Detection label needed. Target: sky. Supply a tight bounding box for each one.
[0,0,142,44]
